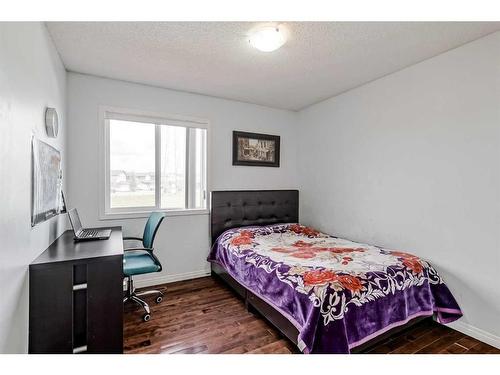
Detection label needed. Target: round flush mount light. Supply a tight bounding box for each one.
[249,25,286,52]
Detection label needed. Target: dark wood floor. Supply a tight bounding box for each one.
[124,276,499,354]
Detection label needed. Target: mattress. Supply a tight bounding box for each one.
[208,223,462,353]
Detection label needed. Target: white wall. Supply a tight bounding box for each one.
[298,32,500,346]
[66,73,298,286]
[0,23,67,353]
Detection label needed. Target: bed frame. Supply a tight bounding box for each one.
[210,189,429,353]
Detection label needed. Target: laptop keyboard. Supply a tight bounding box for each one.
[81,229,99,238]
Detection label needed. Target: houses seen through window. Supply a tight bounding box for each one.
[110,120,156,208]
[107,115,207,214]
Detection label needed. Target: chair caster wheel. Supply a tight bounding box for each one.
[156,296,163,303]
[143,313,151,322]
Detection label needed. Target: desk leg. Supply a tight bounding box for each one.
[29,264,73,353]
[86,255,124,353]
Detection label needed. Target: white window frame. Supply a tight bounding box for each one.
[99,105,210,220]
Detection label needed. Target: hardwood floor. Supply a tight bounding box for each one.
[124,276,499,354]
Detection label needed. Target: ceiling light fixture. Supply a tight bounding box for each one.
[249,26,286,52]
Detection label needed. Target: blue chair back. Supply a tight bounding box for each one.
[142,212,166,249]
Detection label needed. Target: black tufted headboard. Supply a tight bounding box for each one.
[210,190,299,244]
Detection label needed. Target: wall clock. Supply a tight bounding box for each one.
[45,107,59,138]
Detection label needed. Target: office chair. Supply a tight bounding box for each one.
[123,211,166,322]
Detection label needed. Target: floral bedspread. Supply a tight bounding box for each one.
[208,223,462,353]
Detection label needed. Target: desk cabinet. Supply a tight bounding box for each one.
[29,227,124,354]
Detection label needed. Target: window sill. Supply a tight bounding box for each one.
[99,209,209,221]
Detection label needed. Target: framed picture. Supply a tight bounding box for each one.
[232,131,280,167]
[31,137,63,226]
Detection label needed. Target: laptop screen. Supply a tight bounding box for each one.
[68,208,83,235]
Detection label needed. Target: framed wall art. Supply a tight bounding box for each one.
[232,131,280,167]
[31,137,63,226]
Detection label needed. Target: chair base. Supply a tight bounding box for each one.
[124,276,164,322]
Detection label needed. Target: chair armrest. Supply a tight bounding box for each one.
[124,247,153,252]
[123,236,143,242]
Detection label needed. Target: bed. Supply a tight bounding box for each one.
[208,190,462,354]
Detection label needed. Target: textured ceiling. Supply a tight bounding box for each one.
[46,22,500,111]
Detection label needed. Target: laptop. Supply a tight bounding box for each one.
[68,208,112,241]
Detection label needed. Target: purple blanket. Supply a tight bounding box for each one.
[208,223,462,353]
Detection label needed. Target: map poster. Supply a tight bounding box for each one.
[31,137,62,227]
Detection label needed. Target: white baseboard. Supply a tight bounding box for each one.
[133,269,211,289]
[445,320,500,349]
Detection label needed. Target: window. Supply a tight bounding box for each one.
[102,108,208,218]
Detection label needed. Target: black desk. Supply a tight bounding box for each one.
[29,227,123,354]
